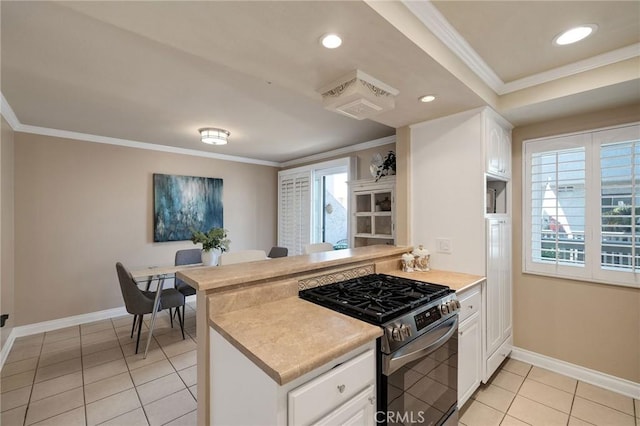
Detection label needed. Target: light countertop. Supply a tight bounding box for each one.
[386,269,485,293]
[210,296,382,385]
[179,245,409,292]
[206,248,484,386]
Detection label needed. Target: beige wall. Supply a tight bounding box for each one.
[14,133,278,325]
[512,103,640,382]
[1,118,15,347]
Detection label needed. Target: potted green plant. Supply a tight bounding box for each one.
[190,227,230,266]
[376,151,396,181]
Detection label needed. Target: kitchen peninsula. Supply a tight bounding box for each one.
[177,246,486,425]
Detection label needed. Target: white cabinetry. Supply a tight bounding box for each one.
[288,350,376,426]
[409,106,512,390]
[485,115,511,179]
[349,176,395,248]
[210,329,376,426]
[457,284,483,408]
[484,218,512,380]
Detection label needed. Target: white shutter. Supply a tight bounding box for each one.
[278,171,311,255]
[597,125,640,273]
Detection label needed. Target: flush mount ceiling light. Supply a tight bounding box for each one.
[553,24,598,46]
[419,95,436,103]
[320,33,342,49]
[199,128,230,145]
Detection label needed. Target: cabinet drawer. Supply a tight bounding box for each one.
[458,287,481,323]
[288,349,375,426]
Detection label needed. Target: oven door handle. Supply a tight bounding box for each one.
[382,315,458,376]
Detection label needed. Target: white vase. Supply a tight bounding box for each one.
[201,250,219,266]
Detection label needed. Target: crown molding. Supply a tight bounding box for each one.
[500,43,640,95]
[402,0,504,92]
[0,93,280,167]
[402,1,640,97]
[279,135,396,168]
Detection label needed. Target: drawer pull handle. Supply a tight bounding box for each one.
[469,305,473,309]
[368,396,376,405]
[337,384,346,393]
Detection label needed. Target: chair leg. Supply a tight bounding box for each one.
[135,314,144,354]
[169,308,174,328]
[130,315,137,338]
[176,305,185,340]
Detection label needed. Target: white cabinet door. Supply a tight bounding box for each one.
[314,385,375,426]
[485,115,511,179]
[485,219,503,356]
[485,218,512,379]
[458,312,481,408]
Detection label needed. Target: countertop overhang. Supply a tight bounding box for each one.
[178,245,409,292]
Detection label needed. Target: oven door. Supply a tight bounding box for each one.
[378,315,458,426]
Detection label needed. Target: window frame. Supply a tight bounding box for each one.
[523,122,640,288]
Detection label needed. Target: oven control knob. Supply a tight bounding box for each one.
[388,325,411,342]
[400,324,412,339]
[440,304,449,315]
[447,300,458,313]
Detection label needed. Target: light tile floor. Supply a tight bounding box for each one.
[460,358,640,426]
[1,301,197,426]
[3,306,638,426]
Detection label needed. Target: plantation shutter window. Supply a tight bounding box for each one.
[524,123,640,288]
[278,171,311,256]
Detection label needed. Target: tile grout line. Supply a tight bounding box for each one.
[22,333,45,426]
[116,316,152,426]
[500,362,533,425]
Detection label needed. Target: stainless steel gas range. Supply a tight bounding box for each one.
[300,273,460,426]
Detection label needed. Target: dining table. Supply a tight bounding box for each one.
[129,263,206,358]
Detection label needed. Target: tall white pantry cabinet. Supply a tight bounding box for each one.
[410,107,513,402]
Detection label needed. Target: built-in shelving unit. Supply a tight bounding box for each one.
[349,176,395,248]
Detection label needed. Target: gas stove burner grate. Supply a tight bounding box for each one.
[299,274,452,324]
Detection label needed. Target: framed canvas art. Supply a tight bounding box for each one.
[153,173,223,242]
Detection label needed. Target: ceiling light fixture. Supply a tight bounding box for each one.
[199,128,230,145]
[553,24,597,46]
[419,95,436,103]
[321,33,342,49]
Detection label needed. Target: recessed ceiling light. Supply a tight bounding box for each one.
[419,95,436,103]
[321,34,342,49]
[553,24,597,46]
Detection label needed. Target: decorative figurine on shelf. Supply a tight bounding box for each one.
[412,245,431,272]
[401,252,415,272]
[375,151,396,182]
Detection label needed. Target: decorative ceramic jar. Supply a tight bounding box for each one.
[412,245,430,272]
[401,252,415,272]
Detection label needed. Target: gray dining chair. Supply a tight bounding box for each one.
[174,248,201,321]
[115,262,185,354]
[267,246,288,258]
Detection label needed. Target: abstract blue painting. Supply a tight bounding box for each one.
[153,174,223,242]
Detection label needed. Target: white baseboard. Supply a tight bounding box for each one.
[511,346,640,399]
[0,294,197,370]
[0,329,17,368]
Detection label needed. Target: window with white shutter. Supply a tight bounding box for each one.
[278,171,311,256]
[524,123,640,288]
[278,157,354,256]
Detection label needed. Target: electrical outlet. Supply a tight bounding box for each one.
[436,238,452,254]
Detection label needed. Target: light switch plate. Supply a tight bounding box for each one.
[436,238,452,254]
